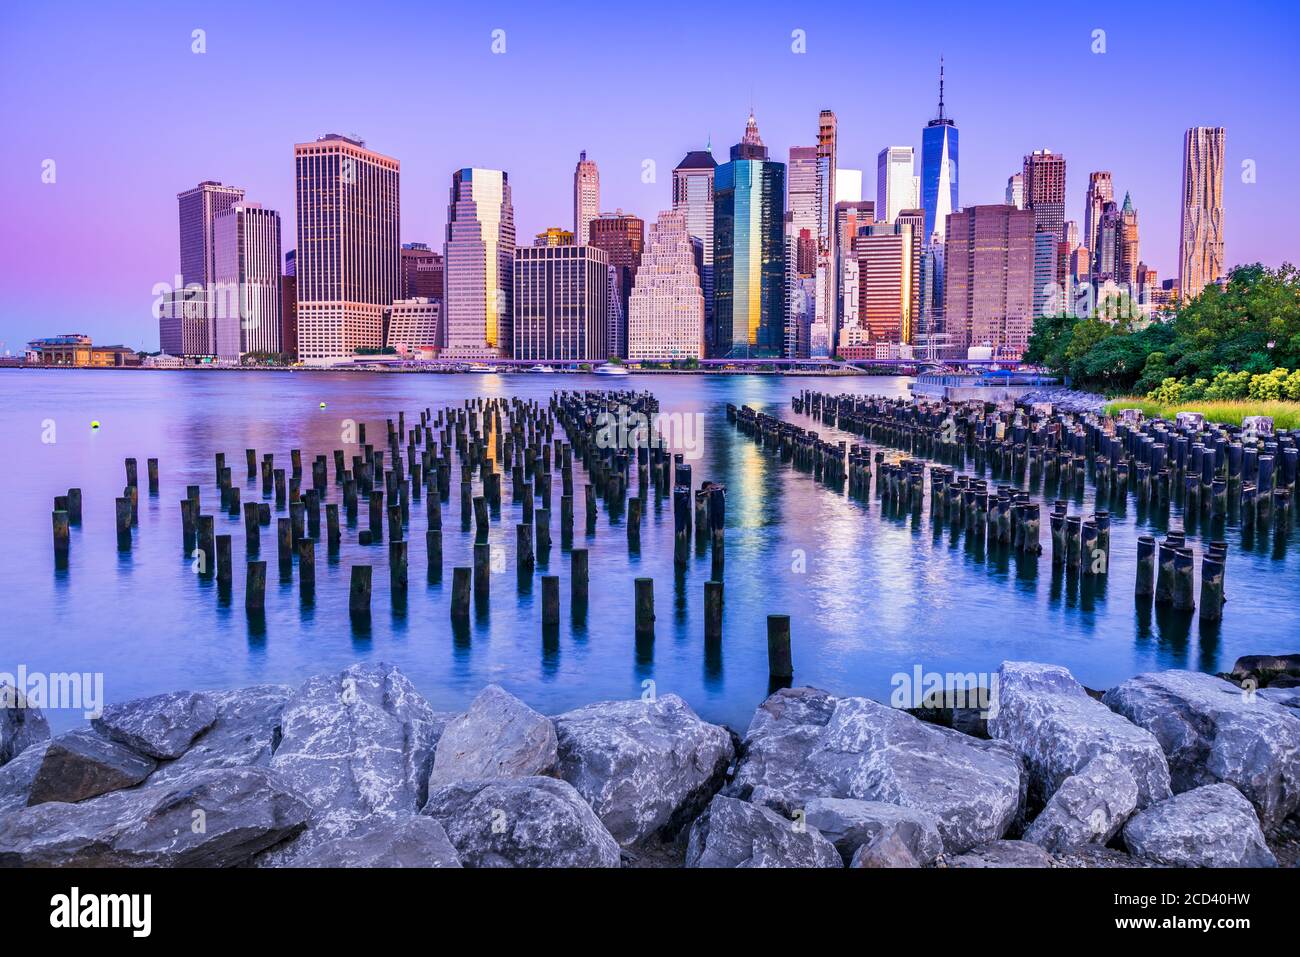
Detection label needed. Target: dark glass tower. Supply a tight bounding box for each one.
[920,61,959,243]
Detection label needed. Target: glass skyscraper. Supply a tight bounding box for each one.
[920,63,958,243]
[712,114,786,359]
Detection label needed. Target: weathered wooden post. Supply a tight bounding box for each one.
[473,542,490,601]
[243,502,260,554]
[709,484,726,579]
[1172,547,1196,611]
[349,565,372,618]
[125,457,138,489]
[584,483,597,534]
[124,483,139,525]
[147,458,159,495]
[767,614,793,680]
[196,514,215,572]
[326,503,340,551]
[216,534,233,588]
[276,517,292,569]
[517,523,535,574]
[368,491,384,544]
[387,504,403,544]
[297,537,315,596]
[571,548,589,608]
[673,487,690,567]
[634,577,655,640]
[1199,555,1225,621]
[450,567,471,620]
[627,496,641,550]
[246,561,267,613]
[52,509,70,560]
[542,575,560,627]
[704,580,723,642]
[426,528,442,584]
[67,488,82,525]
[535,507,551,557]
[1135,535,1156,598]
[390,541,408,600]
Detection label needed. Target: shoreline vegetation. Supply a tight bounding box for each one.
[1106,398,1300,430]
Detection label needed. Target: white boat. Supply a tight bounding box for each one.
[593,363,629,376]
[528,364,557,374]
[466,363,495,374]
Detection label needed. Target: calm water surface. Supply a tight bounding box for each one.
[3,369,1295,733]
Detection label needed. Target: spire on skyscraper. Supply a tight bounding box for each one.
[937,57,946,121]
[1121,191,1134,213]
[742,111,763,147]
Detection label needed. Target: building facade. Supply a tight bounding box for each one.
[1084,171,1114,278]
[588,210,644,358]
[627,209,705,361]
[673,150,717,339]
[943,204,1035,359]
[293,134,400,363]
[1178,127,1225,300]
[387,298,443,355]
[213,202,283,359]
[443,167,515,358]
[177,181,245,289]
[877,147,918,225]
[921,63,958,244]
[401,242,444,300]
[512,241,609,361]
[573,151,600,246]
[1023,149,1067,241]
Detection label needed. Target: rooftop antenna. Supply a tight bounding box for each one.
[937,57,946,121]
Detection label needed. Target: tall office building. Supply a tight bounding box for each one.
[573,151,600,246]
[1084,171,1114,277]
[1005,173,1024,209]
[177,181,246,289]
[834,200,874,330]
[443,167,515,358]
[1033,231,1060,318]
[1178,127,1225,300]
[387,299,442,354]
[713,113,786,359]
[816,110,839,352]
[917,242,946,357]
[673,149,717,339]
[512,240,608,361]
[877,147,917,224]
[921,61,958,243]
[1094,200,1121,283]
[896,209,925,329]
[943,204,1035,358]
[293,134,400,362]
[212,202,282,359]
[588,210,644,358]
[1023,149,1067,240]
[627,210,705,360]
[401,242,444,300]
[281,249,297,361]
[856,222,917,345]
[1118,193,1140,288]
[787,146,819,275]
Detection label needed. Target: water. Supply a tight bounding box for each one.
[4,368,1296,734]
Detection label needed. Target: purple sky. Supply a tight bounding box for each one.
[2,0,1297,351]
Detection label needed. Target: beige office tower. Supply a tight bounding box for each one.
[573,151,600,245]
[1178,127,1225,300]
[444,168,516,358]
[1084,171,1113,276]
[213,202,283,359]
[816,110,838,350]
[944,204,1036,358]
[627,210,705,360]
[293,134,400,363]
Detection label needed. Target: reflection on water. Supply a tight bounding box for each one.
[3,368,1297,733]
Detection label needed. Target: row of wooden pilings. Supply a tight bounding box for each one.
[49,390,793,680]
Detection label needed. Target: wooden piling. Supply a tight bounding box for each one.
[451,567,471,620]
[542,575,560,626]
[571,548,588,607]
[245,561,267,613]
[349,565,372,617]
[704,580,723,642]
[1199,556,1225,621]
[473,542,490,600]
[426,528,442,584]
[217,534,233,587]
[767,614,793,679]
[634,577,654,639]
[1135,535,1156,598]
[390,541,408,597]
[52,510,70,559]
[298,537,315,594]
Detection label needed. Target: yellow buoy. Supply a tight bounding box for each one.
[91,420,101,430]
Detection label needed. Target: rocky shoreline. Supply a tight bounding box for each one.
[1,657,1296,868]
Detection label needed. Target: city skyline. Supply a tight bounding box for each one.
[2,0,1298,350]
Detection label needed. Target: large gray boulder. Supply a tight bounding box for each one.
[554,694,733,846]
[948,840,1053,868]
[685,795,842,868]
[0,766,310,867]
[0,741,52,814]
[734,689,1022,854]
[1021,753,1138,852]
[849,826,922,868]
[149,684,293,784]
[1122,783,1277,868]
[92,690,218,760]
[1102,670,1300,830]
[988,662,1171,808]
[0,684,50,765]
[24,729,155,806]
[422,776,620,868]
[803,797,944,865]
[427,685,557,787]
[1259,686,1300,711]
[265,663,446,862]
[293,817,461,868]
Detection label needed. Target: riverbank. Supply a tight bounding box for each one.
[1106,398,1300,429]
[0,364,886,377]
[2,657,1296,868]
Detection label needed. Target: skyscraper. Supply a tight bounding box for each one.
[1084,171,1114,277]
[1119,193,1141,288]
[443,167,515,358]
[713,112,786,359]
[573,151,600,246]
[816,110,838,352]
[293,134,400,363]
[921,61,959,243]
[1005,173,1024,209]
[401,242,444,300]
[213,202,282,359]
[787,146,819,273]
[512,240,608,361]
[1023,149,1067,240]
[177,181,246,289]
[856,223,916,345]
[1178,127,1226,300]
[673,149,717,337]
[877,147,917,224]
[588,210,644,358]
[627,209,705,361]
[281,249,297,361]
[943,204,1035,358]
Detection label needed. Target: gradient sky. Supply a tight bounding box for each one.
[2,0,1297,352]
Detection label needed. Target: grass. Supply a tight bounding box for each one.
[1105,398,1300,429]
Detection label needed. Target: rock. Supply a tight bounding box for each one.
[421,776,620,868]
[734,689,1022,854]
[988,661,1171,808]
[0,766,310,867]
[1021,754,1138,852]
[849,826,921,868]
[0,741,51,814]
[427,685,557,787]
[685,795,842,868]
[1230,654,1300,686]
[1259,686,1300,711]
[1123,784,1277,868]
[948,840,1053,868]
[553,694,733,846]
[265,663,446,861]
[25,729,155,805]
[293,817,461,868]
[149,684,292,784]
[803,797,944,864]
[1102,670,1300,830]
[0,684,51,765]
[92,690,218,760]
